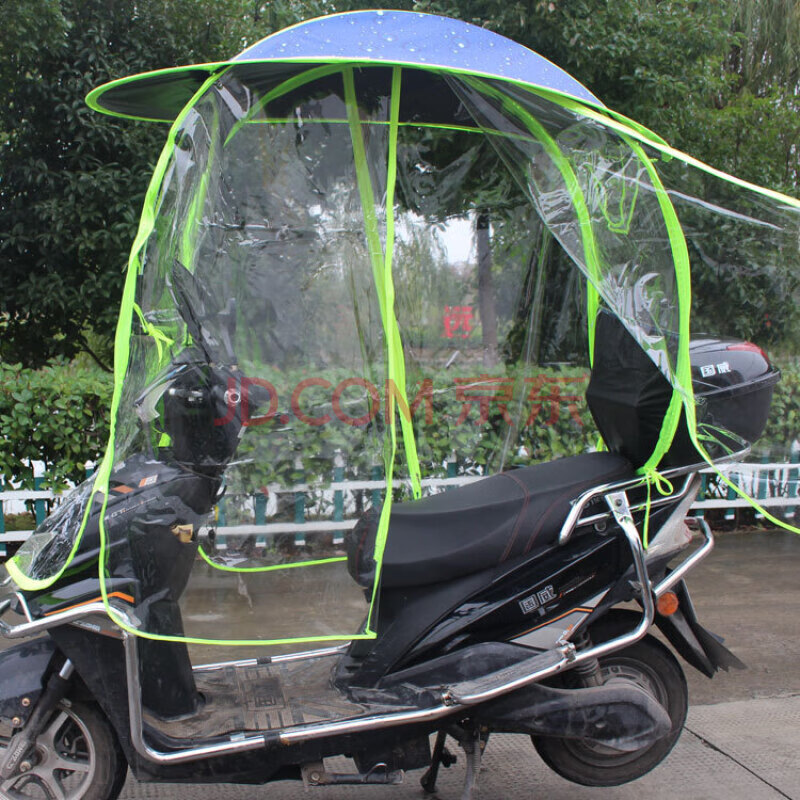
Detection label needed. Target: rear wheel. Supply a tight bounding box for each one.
[0,700,127,800]
[532,628,688,787]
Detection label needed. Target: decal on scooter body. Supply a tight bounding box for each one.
[519,584,557,615]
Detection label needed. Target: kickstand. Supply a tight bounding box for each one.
[420,730,456,794]
[459,726,483,800]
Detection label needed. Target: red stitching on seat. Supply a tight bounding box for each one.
[499,471,531,563]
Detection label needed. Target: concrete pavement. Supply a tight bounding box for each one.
[117,696,800,799]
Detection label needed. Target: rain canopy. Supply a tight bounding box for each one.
[7,11,800,648]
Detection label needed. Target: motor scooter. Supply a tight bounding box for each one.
[0,10,792,800]
[0,307,775,798]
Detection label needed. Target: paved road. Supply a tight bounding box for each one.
[114,528,800,800]
[119,696,800,799]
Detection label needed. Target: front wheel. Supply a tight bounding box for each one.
[532,630,688,787]
[0,700,127,800]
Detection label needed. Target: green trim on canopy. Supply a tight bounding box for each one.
[87,57,610,124]
[463,77,604,364]
[462,76,689,475]
[343,65,422,635]
[223,63,348,146]
[198,547,346,573]
[87,57,800,215]
[196,549,348,574]
[90,66,391,647]
[86,62,424,645]
[621,134,693,477]
[93,70,230,633]
[523,84,800,211]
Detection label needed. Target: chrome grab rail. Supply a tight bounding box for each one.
[557,447,750,547]
[654,517,714,597]
[559,472,693,546]
[570,472,696,530]
[0,601,110,639]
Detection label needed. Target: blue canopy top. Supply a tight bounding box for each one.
[236,11,602,105]
[87,10,603,121]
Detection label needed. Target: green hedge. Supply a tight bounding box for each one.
[226,363,599,493]
[0,361,112,489]
[1,355,797,496]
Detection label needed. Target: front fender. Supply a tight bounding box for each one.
[0,637,59,727]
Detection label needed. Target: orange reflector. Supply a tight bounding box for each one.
[657,591,680,617]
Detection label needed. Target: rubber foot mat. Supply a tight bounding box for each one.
[144,655,390,738]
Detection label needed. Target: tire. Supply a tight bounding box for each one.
[0,700,128,800]
[532,624,688,787]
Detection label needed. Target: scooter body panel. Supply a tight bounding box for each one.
[0,637,58,728]
[348,528,631,687]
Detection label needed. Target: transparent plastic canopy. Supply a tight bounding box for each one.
[8,18,800,647]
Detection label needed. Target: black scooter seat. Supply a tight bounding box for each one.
[349,452,634,588]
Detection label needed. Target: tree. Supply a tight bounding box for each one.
[0,0,326,368]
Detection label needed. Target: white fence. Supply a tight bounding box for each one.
[1,459,797,556]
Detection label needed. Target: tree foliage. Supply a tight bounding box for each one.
[0,0,324,367]
[404,0,799,194]
[0,359,112,488]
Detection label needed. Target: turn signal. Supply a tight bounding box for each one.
[656,591,680,617]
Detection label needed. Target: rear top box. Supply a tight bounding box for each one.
[586,311,780,469]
